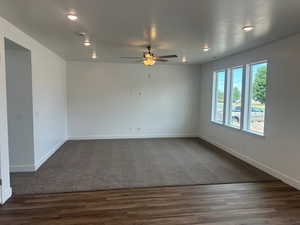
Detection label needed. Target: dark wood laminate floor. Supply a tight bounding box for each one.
[11,138,276,195]
[1,181,300,225]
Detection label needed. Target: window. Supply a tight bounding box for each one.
[212,70,226,123]
[245,62,268,134]
[211,61,268,136]
[228,67,243,128]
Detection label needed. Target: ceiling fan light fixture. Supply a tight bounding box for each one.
[144,53,151,58]
[143,57,155,66]
[122,46,176,66]
[143,51,156,66]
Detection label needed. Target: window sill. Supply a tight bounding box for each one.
[210,120,223,126]
[210,120,265,137]
[243,129,265,137]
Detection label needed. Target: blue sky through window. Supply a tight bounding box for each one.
[232,67,243,89]
[217,71,225,92]
[231,63,267,90]
[216,63,266,92]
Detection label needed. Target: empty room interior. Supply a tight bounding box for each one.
[0,0,300,224]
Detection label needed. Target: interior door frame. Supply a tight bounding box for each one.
[0,34,12,204]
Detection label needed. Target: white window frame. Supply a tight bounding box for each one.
[225,65,244,129]
[211,60,268,137]
[242,60,268,136]
[211,69,227,124]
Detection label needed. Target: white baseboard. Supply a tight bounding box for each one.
[69,133,198,140]
[10,140,66,173]
[199,135,300,190]
[35,139,66,170]
[0,185,12,204]
[9,139,66,172]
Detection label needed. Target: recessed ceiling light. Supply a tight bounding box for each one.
[242,25,254,32]
[83,40,91,47]
[67,13,78,21]
[182,56,187,63]
[203,47,210,52]
[92,51,97,59]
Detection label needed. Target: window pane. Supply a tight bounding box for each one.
[249,62,267,134]
[215,71,226,123]
[229,67,243,128]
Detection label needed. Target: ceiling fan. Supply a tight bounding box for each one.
[121,46,178,66]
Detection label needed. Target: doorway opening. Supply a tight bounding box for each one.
[4,38,34,194]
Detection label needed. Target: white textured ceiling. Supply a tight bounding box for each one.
[0,0,300,64]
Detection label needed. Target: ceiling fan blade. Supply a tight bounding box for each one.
[156,59,168,62]
[157,55,178,59]
[120,57,142,59]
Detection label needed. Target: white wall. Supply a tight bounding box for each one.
[199,33,300,189]
[5,41,34,171]
[32,40,67,170]
[0,16,67,203]
[67,62,201,139]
